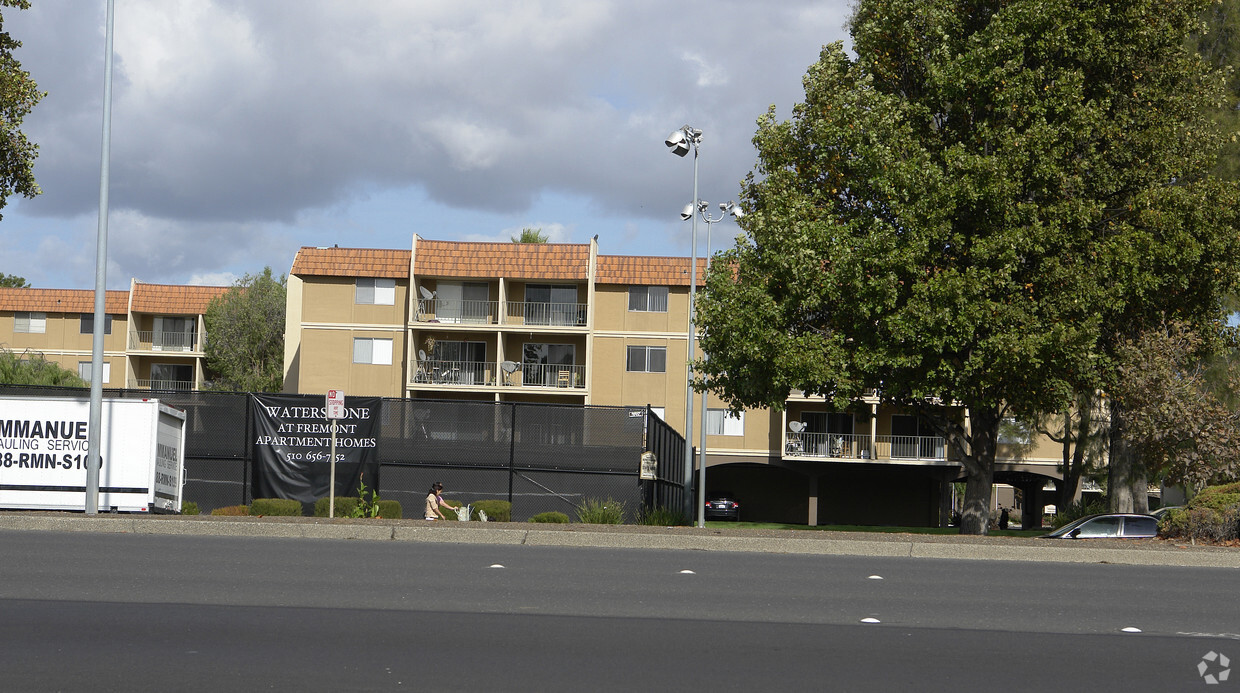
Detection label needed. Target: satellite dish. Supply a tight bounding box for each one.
[500,361,518,374]
[418,286,435,300]
[788,421,804,433]
[418,349,427,361]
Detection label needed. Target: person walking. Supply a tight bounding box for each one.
[424,482,447,520]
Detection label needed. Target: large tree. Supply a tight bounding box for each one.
[0,347,85,387]
[204,268,286,392]
[0,272,28,287]
[696,0,1240,533]
[0,0,43,219]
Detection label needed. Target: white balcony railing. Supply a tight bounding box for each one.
[503,301,588,327]
[129,378,198,391]
[412,359,493,385]
[129,330,202,352]
[410,360,586,389]
[784,433,946,462]
[415,299,499,324]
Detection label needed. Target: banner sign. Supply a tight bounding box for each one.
[251,394,380,503]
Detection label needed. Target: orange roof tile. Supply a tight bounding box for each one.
[130,282,230,314]
[596,255,704,287]
[0,287,129,314]
[415,240,590,280]
[290,247,411,278]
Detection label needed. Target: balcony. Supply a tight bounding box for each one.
[128,330,203,352]
[410,360,586,389]
[129,378,199,391]
[503,301,588,327]
[784,433,946,463]
[415,299,499,325]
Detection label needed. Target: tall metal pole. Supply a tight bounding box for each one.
[697,219,711,528]
[85,0,116,514]
[683,142,699,524]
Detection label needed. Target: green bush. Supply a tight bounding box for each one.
[211,504,249,516]
[575,497,626,524]
[180,501,199,516]
[1159,483,1240,542]
[440,499,463,520]
[314,496,360,517]
[249,498,303,516]
[529,511,570,523]
[1050,497,1109,529]
[377,500,402,519]
[1191,482,1240,512]
[473,500,511,522]
[638,505,687,526]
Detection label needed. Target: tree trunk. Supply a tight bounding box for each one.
[1131,458,1149,514]
[1108,399,1135,513]
[958,405,1000,535]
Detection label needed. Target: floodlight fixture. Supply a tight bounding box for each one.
[680,203,694,221]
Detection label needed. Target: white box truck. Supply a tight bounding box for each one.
[0,396,186,513]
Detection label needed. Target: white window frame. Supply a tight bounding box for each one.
[626,345,667,373]
[14,311,46,334]
[706,409,745,436]
[353,337,393,365]
[77,361,112,384]
[355,277,396,306]
[628,286,669,312]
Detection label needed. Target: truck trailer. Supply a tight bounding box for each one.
[0,396,186,513]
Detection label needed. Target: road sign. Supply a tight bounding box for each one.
[326,389,345,419]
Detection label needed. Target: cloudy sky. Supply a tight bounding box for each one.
[2,1,853,289]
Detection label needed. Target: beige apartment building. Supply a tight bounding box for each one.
[283,237,1072,526]
[0,280,228,391]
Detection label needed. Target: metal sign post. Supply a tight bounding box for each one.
[325,389,345,517]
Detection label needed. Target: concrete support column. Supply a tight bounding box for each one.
[1020,482,1045,530]
[807,474,819,527]
[938,472,953,528]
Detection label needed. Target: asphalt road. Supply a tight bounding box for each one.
[1,530,1237,691]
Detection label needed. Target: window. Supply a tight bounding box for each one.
[706,409,745,436]
[77,361,112,384]
[626,345,666,373]
[14,312,45,334]
[80,313,113,335]
[435,281,489,323]
[628,286,669,312]
[355,278,396,305]
[353,337,393,365]
[524,284,580,325]
[997,418,1032,445]
[522,343,576,386]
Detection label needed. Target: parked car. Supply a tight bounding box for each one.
[705,493,740,521]
[1039,513,1159,539]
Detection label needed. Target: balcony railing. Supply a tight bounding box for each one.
[416,299,499,325]
[129,379,198,391]
[784,433,946,462]
[409,360,586,389]
[129,330,202,352]
[503,301,588,327]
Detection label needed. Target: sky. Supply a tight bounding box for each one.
[1,1,854,290]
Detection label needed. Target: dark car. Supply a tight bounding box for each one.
[705,493,740,521]
[1039,513,1159,539]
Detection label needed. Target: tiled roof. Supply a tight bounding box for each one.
[596,255,704,287]
[130,282,230,314]
[290,247,411,278]
[415,240,590,280]
[0,288,129,314]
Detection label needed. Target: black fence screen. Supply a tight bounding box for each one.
[0,385,686,521]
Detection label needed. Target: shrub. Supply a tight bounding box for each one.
[377,500,402,519]
[314,497,360,517]
[638,505,687,526]
[1160,483,1240,542]
[529,511,570,523]
[440,499,463,520]
[1190,483,1240,513]
[1050,497,1109,529]
[180,501,199,516]
[211,504,249,516]
[473,500,511,522]
[249,498,303,516]
[575,497,626,524]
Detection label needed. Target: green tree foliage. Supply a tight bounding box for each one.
[0,272,28,287]
[1111,322,1240,487]
[695,0,1240,533]
[0,0,43,220]
[511,227,548,243]
[203,268,286,392]
[1193,0,1240,180]
[0,347,85,387]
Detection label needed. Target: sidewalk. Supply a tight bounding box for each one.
[1,512,1237,568]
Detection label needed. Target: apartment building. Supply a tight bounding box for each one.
[284,237,1071,526]
[0,280,229,391]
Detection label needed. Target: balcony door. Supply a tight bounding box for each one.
[150,363,193,390]
[153,317,195,351]
[890,414,941,459]
[524,284,579,326]
[436,281,489,324]
[801,412,854,456]
[431,341,486,384]
[522,343,575,386]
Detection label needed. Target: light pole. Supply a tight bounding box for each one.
[685,200,742,527]
[665,125,701,523]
